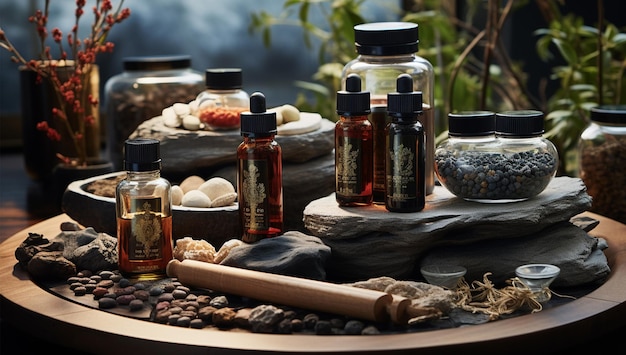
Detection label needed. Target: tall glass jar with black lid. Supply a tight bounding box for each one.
[579,105,626,224]
[342,22,435,201]
[105,55,204,169]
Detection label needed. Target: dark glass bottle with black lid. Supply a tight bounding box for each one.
[385,74,425,212]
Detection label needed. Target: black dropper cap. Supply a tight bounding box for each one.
[448,111,495,137]
[123,138,162,172]
[495,110,544,137]
[387,74,422,122]
[354,22,419,56]
[240,92,277,137]
[205,68,243,90]
[336,74,371,116]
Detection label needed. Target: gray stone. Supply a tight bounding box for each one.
[302,177,606,285]
[220,231,332,280]
[27,251,76,280]
[69,233,118,272]
[249,305,285,333]
[130,116,335,179]
[420,221,610,288]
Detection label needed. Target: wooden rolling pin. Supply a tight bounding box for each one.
[167,259,429,324]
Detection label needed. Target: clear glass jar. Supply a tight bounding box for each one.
[435,111,498,200]
[342,22,435,201]
[436,110,558,202]
[579,105,626,224]
[195,68,249,131]
[105,55,204,170]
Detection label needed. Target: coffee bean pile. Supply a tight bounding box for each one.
[435,150,557,200]
[64,269,406,335]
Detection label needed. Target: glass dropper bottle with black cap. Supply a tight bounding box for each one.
[385,74,425,212]
[335,73,373,206]
[116,138,173,279]
[237,92,283,243]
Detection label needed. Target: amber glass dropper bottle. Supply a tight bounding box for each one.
[237,92,284,243]
[335,73,373,206]
[385,74,425,212]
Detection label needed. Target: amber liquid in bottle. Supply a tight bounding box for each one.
[335,114,373,206]
[237,136,283,242]
[117,214,173,278]
[370,104,389,203]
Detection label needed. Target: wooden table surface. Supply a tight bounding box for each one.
[2,150,626,353]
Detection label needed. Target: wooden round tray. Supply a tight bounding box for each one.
[1,212,625,353]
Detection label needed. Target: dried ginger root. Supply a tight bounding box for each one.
[173,237,243,264]
[173,237,216,262]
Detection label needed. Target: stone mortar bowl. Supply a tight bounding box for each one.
[62,171,240,248]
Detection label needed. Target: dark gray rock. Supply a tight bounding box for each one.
[420,221,610,288]
[27,251,76,280]
[220,231,331,280]
[14,233,63,267]
[69,233,118,272]
[302,177,607,286]
[41,227,119,272]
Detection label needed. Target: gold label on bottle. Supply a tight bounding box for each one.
[241,160,270,231]
[337,137,364,196]
[128,199,163,260]
[387,143,416,201]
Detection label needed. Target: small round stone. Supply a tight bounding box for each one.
[314,320,332,335]
[118,278,132,288]
[129,299,144,311]
[172,289,187,299]
[98,297,117,309]
[148,286,164,296]
[99,271,114,280]
[73,286,87,296]
[190,319,205,329]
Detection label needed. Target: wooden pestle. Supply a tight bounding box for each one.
[167,259,416,324]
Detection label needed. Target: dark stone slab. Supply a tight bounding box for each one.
[302,177,606,285]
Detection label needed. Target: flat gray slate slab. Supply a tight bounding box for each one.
[302,177,608,286]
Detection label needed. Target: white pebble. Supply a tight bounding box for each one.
[173,103,190,116]
[162,106,181,128]
[171,185,184,205]
[181,190,212,208]
[182,115,201,131]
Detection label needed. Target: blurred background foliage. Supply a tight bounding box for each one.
[249,0,626,176]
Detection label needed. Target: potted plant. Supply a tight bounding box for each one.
[0,0,131,183]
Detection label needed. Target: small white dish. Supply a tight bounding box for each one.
[420,265,467,289]
[515,264,560,302]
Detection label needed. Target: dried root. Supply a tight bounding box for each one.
[454,272,574,321]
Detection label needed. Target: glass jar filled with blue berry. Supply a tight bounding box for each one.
[435,110,558,202]
[579,105,626,224]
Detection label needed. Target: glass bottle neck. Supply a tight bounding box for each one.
[127,170,161,180]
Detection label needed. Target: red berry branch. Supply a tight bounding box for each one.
[0,0,130,166]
